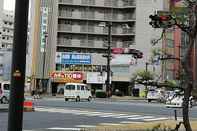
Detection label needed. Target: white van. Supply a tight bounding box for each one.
[0,81,10,104]
[64,83,92,102]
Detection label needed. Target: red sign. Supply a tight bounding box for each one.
[50,71,83,83]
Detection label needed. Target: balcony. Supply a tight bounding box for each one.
[58,0,136,8]
[58,25,135,36]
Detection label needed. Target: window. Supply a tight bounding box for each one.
[81,86,85,90]
[85,86,89,91]
[71,85,75,90]
[3,84,10,90]
[66,85,75,90]
[77,85,80,90]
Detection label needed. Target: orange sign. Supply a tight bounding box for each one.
[50,71,83,83]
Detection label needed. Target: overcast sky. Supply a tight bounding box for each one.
[4,0,15,11]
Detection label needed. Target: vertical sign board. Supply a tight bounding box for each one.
[40,7,48,52]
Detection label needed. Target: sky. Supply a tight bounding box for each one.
[4,0,15,11]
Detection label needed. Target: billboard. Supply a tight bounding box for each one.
[56,52,91,65]
[50,71,83,83]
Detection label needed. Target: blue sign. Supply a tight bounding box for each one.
[60,53,91,65]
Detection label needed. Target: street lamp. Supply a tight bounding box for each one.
[99,21,112,97]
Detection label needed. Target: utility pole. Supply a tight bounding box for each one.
[106,21,112,97]
[42,32,48,93]
[7,0,29,131]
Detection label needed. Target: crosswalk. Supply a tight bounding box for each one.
[35,106,168,122]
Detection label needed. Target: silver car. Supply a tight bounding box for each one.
[0,82,10,104]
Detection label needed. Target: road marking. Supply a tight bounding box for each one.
[120,121,143,124]
[100,114,127,118]
[144,117,168,121]
[36,107,168,122]
[75,125,96,128]
[99,123,122,126]
[47,127,81,130]
[115,115,141,118]
[128,116,154,120]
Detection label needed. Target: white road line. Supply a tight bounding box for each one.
[47,127,81,130]
[99,123,122,126]
[120,121,143,124]
[100,114,127,118]
[115,115,141,118]
[144,117,168,121]
[75,125,96,128]
[128,116,154,120]
[84,112,107,116]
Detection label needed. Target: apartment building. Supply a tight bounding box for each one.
[0,11,14,49]
[0,1,14,81]
[30,0,164,95]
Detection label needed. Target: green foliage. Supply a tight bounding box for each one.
[95,90,107,98]
[132,69,155,83]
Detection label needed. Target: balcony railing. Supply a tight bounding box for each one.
[59,0,73,4]
[58,0,136,8]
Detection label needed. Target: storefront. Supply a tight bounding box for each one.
[50,71,84,95]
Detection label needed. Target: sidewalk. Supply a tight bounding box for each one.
[0,104,9,112]
[84,120,197,131]
[28,93,147,101]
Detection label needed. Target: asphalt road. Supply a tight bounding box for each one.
[0,98,197,131]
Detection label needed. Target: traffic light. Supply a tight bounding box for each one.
[149,15,161,28]
[149,14,174,28]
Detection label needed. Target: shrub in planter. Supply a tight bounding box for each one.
[95,90,107,98]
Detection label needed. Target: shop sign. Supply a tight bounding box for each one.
[50,71,83,83]
[56,52,91,65]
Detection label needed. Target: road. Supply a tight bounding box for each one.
[1,97,197,131]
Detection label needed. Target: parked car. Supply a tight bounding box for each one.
[64,83,92,102]
[0,81,10,104]
[147,89,165,102]
[165,95,193,108]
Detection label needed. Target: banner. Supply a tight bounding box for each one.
[56,52,91,65]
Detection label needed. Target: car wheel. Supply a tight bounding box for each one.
[65,98,68,102]
[76,96,80,102]
[148,99,151,103]
[2,97,8,104]
[88,96,92,102]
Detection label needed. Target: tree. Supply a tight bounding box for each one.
[149,1,197,130]
[131,69,156,96]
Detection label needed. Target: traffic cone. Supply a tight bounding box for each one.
[23,100,34,112]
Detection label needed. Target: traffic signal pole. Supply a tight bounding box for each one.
[7,0,29,131]
[106,21,112,97]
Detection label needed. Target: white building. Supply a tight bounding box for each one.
[0,0,14,81]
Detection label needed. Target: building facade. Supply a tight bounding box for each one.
[0,1,14,81]
[0,10,14,49]
[30,0,165,95]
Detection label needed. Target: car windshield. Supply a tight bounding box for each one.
[3,84,10,90]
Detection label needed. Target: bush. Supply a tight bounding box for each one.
[95,90,107,98]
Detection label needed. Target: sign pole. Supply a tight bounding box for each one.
[7,0,29,131]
